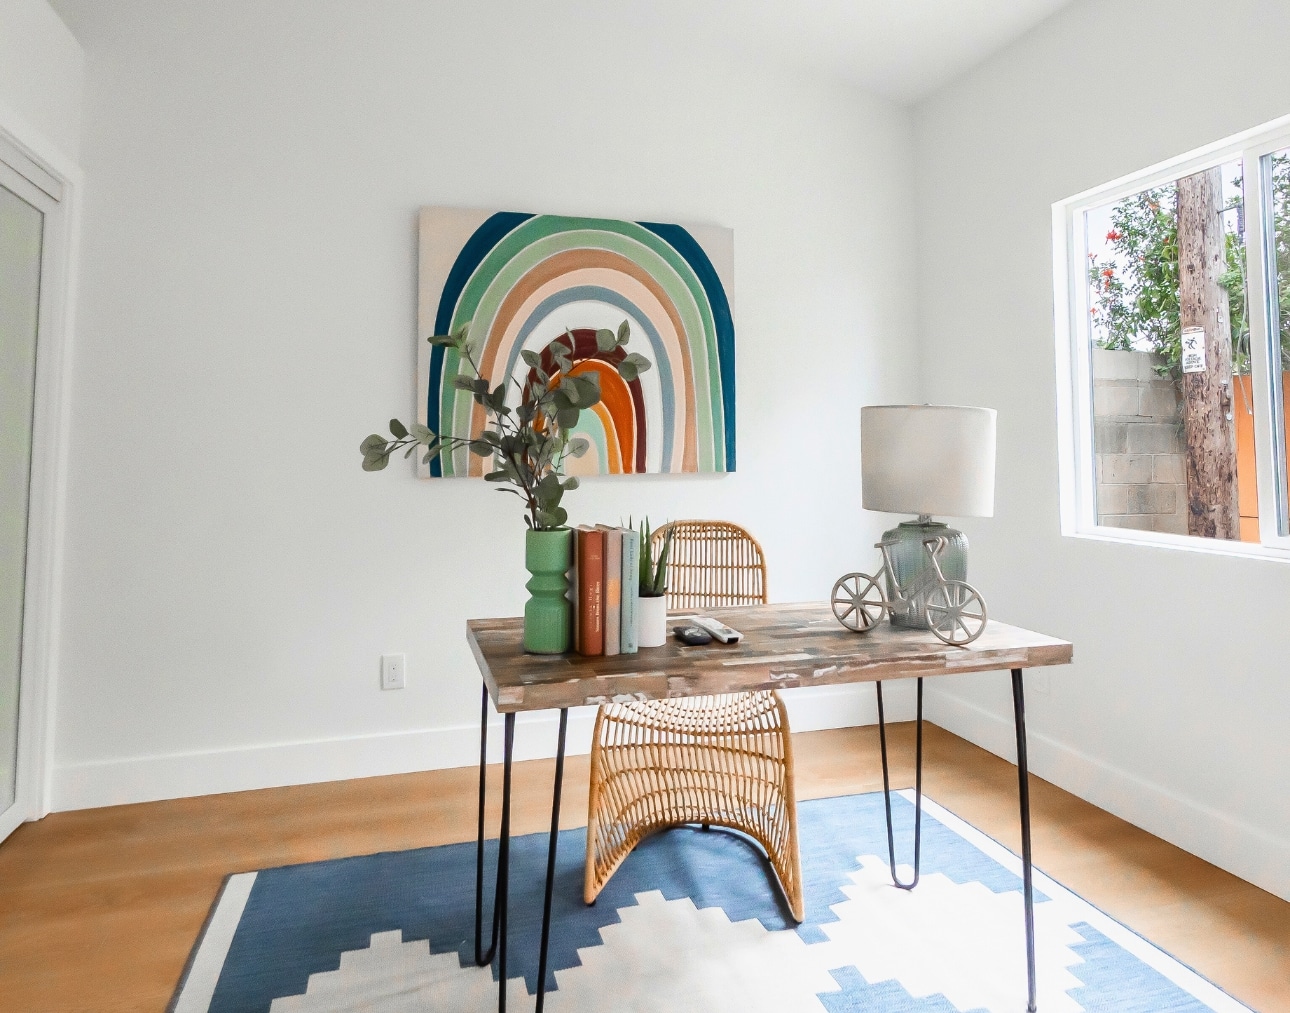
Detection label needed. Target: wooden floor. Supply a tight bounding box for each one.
[1,723,1286,1011]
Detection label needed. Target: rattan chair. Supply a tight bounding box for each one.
[584,520,804,921]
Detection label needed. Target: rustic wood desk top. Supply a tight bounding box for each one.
[467,602,1073,713]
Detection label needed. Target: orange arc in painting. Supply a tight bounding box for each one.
[587,401,623,474]
[570,360,636,473]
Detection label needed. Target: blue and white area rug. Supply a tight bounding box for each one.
[171,791,1250,1012]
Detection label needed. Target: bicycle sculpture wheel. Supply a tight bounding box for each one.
[924,580,988,646]
[831,535,989,647]
[831,573,888,632]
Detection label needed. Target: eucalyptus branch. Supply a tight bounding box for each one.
[360,319,651,530]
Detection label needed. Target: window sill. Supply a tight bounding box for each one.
[1067,526,1290,563]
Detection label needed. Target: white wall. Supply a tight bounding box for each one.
[915,0,1290,901]
[48,0,921,809]
[0,0,82,158]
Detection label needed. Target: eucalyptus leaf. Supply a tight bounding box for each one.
[568,436,590,458]
[410,423,436,444]
[362,451,389,472]
[360,433,387,453]
[451,375,476,392]
[469,440,492,457]
[389,418,408,439]
[618,361,638,382]
[521,349,541,369]
[557,406,580,430]
[596,327,616,352]
[562,476,580,490]
[617,319,630,345]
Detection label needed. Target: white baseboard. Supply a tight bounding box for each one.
[926,685,1290,903]
[48,683,902,813]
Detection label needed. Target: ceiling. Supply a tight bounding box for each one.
[50,0,1078,105]
[672,0,1078,103]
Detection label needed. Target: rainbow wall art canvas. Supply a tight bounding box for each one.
[416,207,735,477]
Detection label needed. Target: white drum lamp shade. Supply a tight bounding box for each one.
[861,405,997,518]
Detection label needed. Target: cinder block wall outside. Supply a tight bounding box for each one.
[1092,348,1187,534]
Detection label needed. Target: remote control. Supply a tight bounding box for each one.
[672,625,713,646]
[692,616,743,644]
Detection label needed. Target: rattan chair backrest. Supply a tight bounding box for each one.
[650,520,769,611]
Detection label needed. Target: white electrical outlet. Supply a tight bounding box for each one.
[380,654,406,690]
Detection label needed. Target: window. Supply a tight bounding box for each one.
[1054,114,1290,556]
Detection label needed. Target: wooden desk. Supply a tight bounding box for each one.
[466,602,1073,1013]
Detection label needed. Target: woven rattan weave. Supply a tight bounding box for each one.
[584,521,804,920]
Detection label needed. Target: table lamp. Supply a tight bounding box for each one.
[861,405,996,629]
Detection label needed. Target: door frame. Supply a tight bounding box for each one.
[0,107,81,838]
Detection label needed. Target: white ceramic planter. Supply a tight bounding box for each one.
[637,594,668,648]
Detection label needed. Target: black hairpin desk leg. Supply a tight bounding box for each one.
[876,677,923,890]
[1012,668,1037,1012]
[535,708,568,1013]
[473,688,515,1012]
[473,686,569,1013]
[474,685,503,968]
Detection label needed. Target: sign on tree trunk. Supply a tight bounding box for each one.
[1176,168,1239,539]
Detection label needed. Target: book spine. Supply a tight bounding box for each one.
[620,528,638,654]
[568,531,579,652]
[578,528,604,656]
[603,528,622,656]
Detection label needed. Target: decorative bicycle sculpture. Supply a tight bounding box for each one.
[831,535,988,646]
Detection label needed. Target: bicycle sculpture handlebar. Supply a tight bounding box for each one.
[830,536,988,647]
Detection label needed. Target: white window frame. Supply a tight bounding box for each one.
[1053,112,1290,559]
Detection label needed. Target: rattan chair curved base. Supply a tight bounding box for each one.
[584,690,804,921]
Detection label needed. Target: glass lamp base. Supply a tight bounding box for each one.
[883,519,968,630]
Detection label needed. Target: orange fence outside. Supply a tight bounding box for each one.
[1234,372,1290,542]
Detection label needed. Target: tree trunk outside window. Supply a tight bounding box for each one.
[1176,168,1240,539]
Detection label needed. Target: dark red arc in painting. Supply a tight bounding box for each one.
[523,328,647,473]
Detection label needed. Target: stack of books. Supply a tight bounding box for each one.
[570,525,640,656]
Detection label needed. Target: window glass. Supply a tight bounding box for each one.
[1084,158,1260,541]
[1264,148,1290,535]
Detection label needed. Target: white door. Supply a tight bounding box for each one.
[0,159,56,843]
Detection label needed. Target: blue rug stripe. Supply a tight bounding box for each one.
[1065,922,1217,1011]
[819,965,989,1012]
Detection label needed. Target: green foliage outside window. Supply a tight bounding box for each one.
[1088,155,1290,378]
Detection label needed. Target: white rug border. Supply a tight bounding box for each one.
[170,871,258,1013]
[902,790,1252,1012]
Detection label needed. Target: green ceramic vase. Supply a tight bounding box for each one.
[524,527,572,654]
